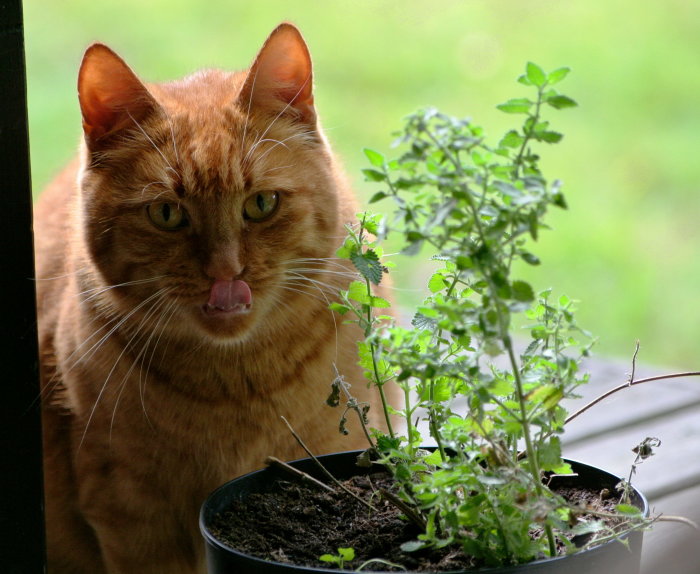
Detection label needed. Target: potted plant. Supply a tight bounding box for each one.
[200,63,663,573]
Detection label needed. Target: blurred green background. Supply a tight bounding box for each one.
[24,0,700,369]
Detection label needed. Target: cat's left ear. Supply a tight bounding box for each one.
[238,23,316,125]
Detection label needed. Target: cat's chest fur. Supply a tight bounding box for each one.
[35,24,390,574]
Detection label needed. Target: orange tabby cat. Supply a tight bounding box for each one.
[35,23,390,574]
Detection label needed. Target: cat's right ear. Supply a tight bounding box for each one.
[78,44,158,150]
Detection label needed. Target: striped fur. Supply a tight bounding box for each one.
[35,24,391,574]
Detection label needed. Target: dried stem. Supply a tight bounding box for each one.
[281,416,376,511]
[265,456,336,493]
[565,371,700,426]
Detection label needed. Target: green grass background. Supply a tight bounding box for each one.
[24,0,700,369]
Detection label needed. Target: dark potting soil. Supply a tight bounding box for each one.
[211,473,616,572]
[209,471,622,572]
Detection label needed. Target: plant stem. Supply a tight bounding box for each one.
[356,215,396,440]
[425,121,557,557]
[403,386,415,457]
[503,337,557,557]
[281,417,376,511]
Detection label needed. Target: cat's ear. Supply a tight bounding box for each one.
[78,43,158,149]
[238,23,316,124]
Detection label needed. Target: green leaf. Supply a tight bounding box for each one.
[338,548,355,561]
[526,62,547,87]
[350,249,383,285]
[536,131,564,144]
[346,280,370,304]
[496,98,533,114]
[546,94,578,109]
[329,302,351,315]
[422,449,445,466]
[615,503,643,516]
[370,295,391,308]
[500,130,524,149]
[369,191,388,204]
[400,540,427,553]
[512,280,535,302]
[521,252,541,266]
[547,67,571,85]
[455,255,473,270]
[362,168,387,182]
[428,271,448,293]
[364,147,385,167]
[362,213,381,235]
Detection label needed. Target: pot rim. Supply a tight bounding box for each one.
[199,451,649,573]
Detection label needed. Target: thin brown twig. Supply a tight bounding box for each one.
[628,340,640,383]
[656,515,700,530]
[565,371,700,426]
[280,416,376,511]
[265,456,336,493]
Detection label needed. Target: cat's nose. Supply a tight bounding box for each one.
[204,244,245,281]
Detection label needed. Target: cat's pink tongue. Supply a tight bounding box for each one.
[205,279,252,314]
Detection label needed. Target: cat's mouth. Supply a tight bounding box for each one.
[202,279,253,317]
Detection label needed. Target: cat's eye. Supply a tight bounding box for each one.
[146,202,188,231]
[243,191,280,222]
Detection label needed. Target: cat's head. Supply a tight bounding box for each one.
[76,23,351,343]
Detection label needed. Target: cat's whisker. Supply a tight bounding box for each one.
[78,275,169,302]
[34,265,93,282]
[283,274,344,300]
[288,256,354,268]
[127,109,176,174]
[256,164,294,177]
[276,284,328,307]
[109,289,177,441]
[138,181,171,199]
[289,267,358,281]
[275,281,341,361]
[139,299,180,426]
[240,64,259,161]
[37,311,120,406]
[166,113,181,167]
[249,130,318,167]
[78,287,173,449]
[242,73,311,168]
[244,113,287,164]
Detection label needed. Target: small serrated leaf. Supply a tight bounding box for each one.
[350,249,383,285]
[496,98,534,114]
[500,129,524,149]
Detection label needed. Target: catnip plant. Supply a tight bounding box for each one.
[330,62,648,566]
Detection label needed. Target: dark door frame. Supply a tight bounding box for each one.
[0,0,47,571]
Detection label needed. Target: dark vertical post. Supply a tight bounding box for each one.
[0,0,47,572]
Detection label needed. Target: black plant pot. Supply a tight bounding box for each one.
[200,451,648,574]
